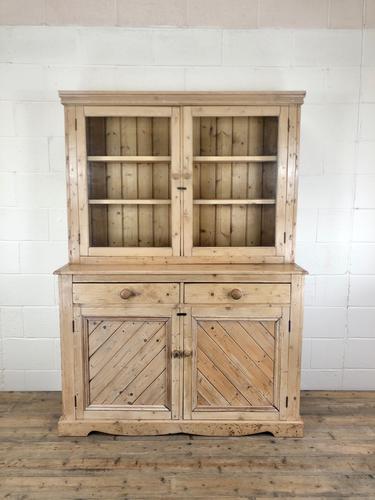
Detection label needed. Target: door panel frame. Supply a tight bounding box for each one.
[76,105,182,258]
[73,305,181,420]
[183,305,289,421]
[182,105,288,258]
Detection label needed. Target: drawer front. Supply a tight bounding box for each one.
[184,283,290,304]
[73,283,179,305]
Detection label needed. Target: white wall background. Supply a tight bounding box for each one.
[0,0,375,390]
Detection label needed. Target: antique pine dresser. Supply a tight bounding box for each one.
[55,91,307,437]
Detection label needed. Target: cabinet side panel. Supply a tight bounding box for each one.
[285,105,300,263]
[58,275,75,419]
[286,274,304,419]
[65,106,80,262]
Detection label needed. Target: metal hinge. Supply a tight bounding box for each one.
[283,231,287,244]
[78,233,81,245]
[177,186,187,191]
[74,395,77,408]
[288,320,291,333]
[75,118,77,131]
[177,312,187,316]
[285,396,289,408]
[72,320,75,333]
[287,118,290,132]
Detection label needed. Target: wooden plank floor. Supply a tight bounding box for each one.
[0,391,374,499]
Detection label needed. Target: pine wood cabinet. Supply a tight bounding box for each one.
[56,92,306,437]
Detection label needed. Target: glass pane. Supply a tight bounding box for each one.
[90,204,171,248]
[86,117,170,156]
[88,162,170,200]
[193,116,278,156]
[86,115,172,248]
[192,115,278,248]
[193,203,275,247]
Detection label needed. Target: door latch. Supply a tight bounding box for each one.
[171,350,192,359]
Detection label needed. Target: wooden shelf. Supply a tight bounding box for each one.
[193,199,276,205]
[89,199,171,205]
[193,155,277,163]
[88,156,171,162]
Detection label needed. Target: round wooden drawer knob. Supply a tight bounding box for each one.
[230,288,243,300]
[120,288,135,300]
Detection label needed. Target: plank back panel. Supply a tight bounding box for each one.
[199,117,217,246]
[88,118,108,246]
[192,116,278,248]
[121,117,138,246]
[87,116,172,248]
[152,117,170,247]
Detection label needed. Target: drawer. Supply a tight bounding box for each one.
[73,283,179,305]
[184,283,290,304]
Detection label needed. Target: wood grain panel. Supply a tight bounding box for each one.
[73,283,179,305]
[215,117,232,246]
[121,117,138,246]
[88,319,169,407]
[197,323,268,407]
[137,117,153,247]
[196,319,276,408]
[246,117,263,246]
[185,283,290,304]
[88,118,108,246]
[152,117,170,247]
[199,117,216,246]
[231,117,248,246]
[106,118,123,246]
[88,114,172,249]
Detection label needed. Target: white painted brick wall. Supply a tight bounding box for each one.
[0,24,374,390]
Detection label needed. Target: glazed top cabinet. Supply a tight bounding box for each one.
[61,91,304,263]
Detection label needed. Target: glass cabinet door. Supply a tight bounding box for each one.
[77,106,180,257]
[182,106,288,258]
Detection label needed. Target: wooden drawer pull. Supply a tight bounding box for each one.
[120,288,135,300]
[230,288,243,300]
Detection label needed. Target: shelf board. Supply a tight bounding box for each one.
[193,155,277,163]
[88,156,171,163]
[89,199,171,205]
[193,199,276,205]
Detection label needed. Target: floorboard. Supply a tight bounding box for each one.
[0,391,374,498]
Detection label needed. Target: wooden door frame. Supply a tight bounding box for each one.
[183,305,290,421]
[75,105,182,258]
[182,105,289,259]
[73,304,182,420]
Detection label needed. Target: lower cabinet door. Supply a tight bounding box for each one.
[74,306,181,420]
[183,305,290,420]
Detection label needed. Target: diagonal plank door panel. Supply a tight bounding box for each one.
[89,320,143,379]
[196,319,276,409]
[88,318,169,408]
